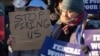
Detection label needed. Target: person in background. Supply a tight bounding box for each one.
[26,0,47,56]
[7,0,46,56]
[46,0,63,25]
[5,0,31,15]
[12,0,31,11]
[85,14,100,29]
[0,2,9,56]
[5,0,31,40]
[26,0,46,11]
[51,0,89,54]
[7,0,32,56]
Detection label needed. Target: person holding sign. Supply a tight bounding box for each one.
[7,0,47,56]
[7,0,31,56]
[26,0,47,56]
[7,0,34,56]
[51,0,89,54]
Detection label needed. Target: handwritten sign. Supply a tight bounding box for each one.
[84,29,100,56]
[84,0,100,14]
[39,36,85,56]
[0,16,5,40]
[9,10,51,51]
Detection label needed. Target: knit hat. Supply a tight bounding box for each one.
[27,0,46,9]
[62,0,84,13]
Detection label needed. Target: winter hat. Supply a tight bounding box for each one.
[62,0,84,13]
[27,0,46,9]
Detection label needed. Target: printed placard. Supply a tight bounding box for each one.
[84,29,100,56]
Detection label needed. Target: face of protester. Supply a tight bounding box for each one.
[60,10,79,23]
[27,7,41,11]
[12,0,29,8]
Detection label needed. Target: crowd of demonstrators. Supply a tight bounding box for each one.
[0,0,94,56]
[1,0,63,55]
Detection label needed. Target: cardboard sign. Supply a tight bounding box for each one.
[0,16,5,40]
[84,29,100,56]
[84,0,100,14]
[9,10,51,51]
[39,36,85,56]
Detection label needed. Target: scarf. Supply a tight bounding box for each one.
[62,13,84,34]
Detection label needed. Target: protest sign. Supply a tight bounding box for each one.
[0,16,5,40]
[84,29,100,56]
[39,36,85,56]
[9,10,51,51]
[84,0,100,14]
